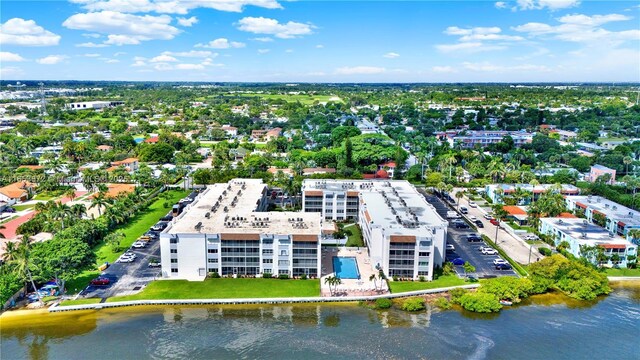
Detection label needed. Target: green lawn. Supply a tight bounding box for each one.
[106,278,321,302]
[59,298,102,306]
[12,204,34,211]
[388,275,467,293]
[65,190,188,293]
[345,224,364,247]
[33,190,64,201]
[605,268,640,277]
[241,93,343,105]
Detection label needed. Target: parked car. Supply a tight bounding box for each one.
[151,222,168,231]
[493,259,508,266]
[451,257,465,265]
[468,201,478,208]
[148,261,161,268]
[460,206,468,214]
[131,241,146,248]
[446,243,455,252]
[490,218,500,226]
[523,234,538,241]
[447,211,460,219]
[119,256,135,263]
[468,215,477,222]
[466,234,482,242]
[3,207,16,213]
[474,220,484,228]
[145,231,159,240]
[495,263,512,270]
[481,248,499,255]
[478,246,492,252]
[483,214,493,220]
[90,277,110,286]
[453,220,470,229]
[160,214,173,222]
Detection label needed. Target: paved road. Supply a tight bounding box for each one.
[422,192,517,278]
[451,188,543,265]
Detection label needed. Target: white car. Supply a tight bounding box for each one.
[468,215,478,222]
[131,241,146,248]
[483,213,493,220]
[493,258,508,266]
[523,234,538,241]
[446,243,455,251]
[482,248,498,255]
[468,201,478,208]
[118,256,135,263]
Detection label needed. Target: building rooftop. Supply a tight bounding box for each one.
[567,195,640,227]
[169,179,325,236]
[303,179,447,236]
[591,164,615,171]
[540,217,631,247]
[487,183,580,194]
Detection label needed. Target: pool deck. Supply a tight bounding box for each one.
[320,247,389,297]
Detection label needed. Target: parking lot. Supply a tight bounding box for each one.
[422,191,517,278]
[80,191,199,299]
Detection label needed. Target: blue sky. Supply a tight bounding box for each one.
[1,0,639,82]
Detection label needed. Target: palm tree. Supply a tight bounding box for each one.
[455,191,464,209]
[369,273,377,290]
[64,188,77,202]
[70,203,87,219]
[627,229,640,245]
[90,191,110,216]
[623,156,633,175]
[6,237,42,305]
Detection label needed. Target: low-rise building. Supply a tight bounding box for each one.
[65,101,123,111]
[436,130,534,149]
[565,195,640,241]
[587,165,616,184]
[111,158,139,172]
[302,179,447,280]
[485,184,580,204]
[0,181,35,205]
[539,217,637,268]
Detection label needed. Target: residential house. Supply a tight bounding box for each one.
[302,168,336,176]
[0,181,35,205]
[97,145,113,152]
[110,158,140,172]
[587,165,616,184]
[485,184,580,204]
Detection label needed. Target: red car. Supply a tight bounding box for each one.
[90,277,110,286]
[490,219,500,226]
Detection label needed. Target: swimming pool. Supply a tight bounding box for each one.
[332,257,360,279]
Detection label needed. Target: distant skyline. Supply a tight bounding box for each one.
[1,1,639,82]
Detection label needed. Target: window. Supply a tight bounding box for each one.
[278,260,289,266]
[208,268,217,273]
[419,252,429,257]
[207,249,218,254]
[170,249,177,254]
[280,250,288,256]
[278,269,289,275]
[263,268,272,274]
[262,249,273,255]
[170,238,178,244]
[171,268,178,273]
[263,258,273,264]
[208,258,218,263]
[263,239,273,244]
[418,261,429,266]
[170,259,178,263]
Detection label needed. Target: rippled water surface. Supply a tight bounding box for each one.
[2,284,639,360]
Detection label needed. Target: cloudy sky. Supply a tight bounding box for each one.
[1,0,639,82]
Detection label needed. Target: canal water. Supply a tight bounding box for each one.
[1,283,638,360]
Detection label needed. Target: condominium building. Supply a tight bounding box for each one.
[302,180,448,280]
[565,195,640,241]
[485,183,580,204]
[436,130,534,149]
[539,217,637,268]
[160,179,330,281]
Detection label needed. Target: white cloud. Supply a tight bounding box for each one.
[131,59,147,67]
[431,66,457,73]
[514,0,580,11]
[236,17,314,39]
[175,63,204,70]
[513,13,639,46]
[462,61,551,72]
[104,58,120,63]
[444,26,501,36]
[0,52,26,62]
[70,0,282,14]
[63,11,181,46]
[82,33,101,38]
[335,66,386,75]
[76,42,109,48]
[0,66,24,78]
[195,38,245,49]
[495,2,507,9]
[150,54,178,62]
[436,42,506,53]
[162,50,215,58]
[177,16,198,27]
[251,37,273,42]
[114,51,127,56]
[315,44,324,48]
[84,53,101,57]
[285,49,294,53]
[383,52,400,59]
[36,55,68,65]
[306,71,326,76]
[257,49,270,54]
[0,18,61,46]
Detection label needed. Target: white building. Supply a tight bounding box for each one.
[160,179,330,281]
[65,101,113,111]
[302,180,448,280]
[565,195,640,239]
[539,217,637,268]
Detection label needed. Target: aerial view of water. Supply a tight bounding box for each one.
[1,283,638,360]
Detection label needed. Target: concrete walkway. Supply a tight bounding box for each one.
[49,283,480,312]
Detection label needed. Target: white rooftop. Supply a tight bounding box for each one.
[540,217,631,247]
[567,195,640,227]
